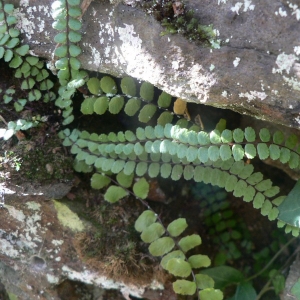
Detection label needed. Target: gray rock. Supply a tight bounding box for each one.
[9,0,300,128]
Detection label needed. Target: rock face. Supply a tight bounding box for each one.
[2,0,300,299]
[10,0,300,129]
[283,255,300,300]
[0,195,170,300]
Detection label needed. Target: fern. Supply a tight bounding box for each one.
[0,1,54,100]
[97,174,223,299]
[52,0,87,125]
[83,75,201,130]
[59,123,300,235]
[0,1,299,299]
[136,210,222,298]
[0,1,56,139]
[193,182,253,264]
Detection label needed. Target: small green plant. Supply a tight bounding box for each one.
[0,1,300,299]
[0,0,56,139]
[193,182,253,265]
[141,0,221,48]
[52,0,87,126]
[0,150,21,171]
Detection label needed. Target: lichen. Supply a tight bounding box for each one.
[25,201,41,211]
[233,57,241,67]
[289,2,300,21]
[0,201,44,260]
[275,7,287,17]
[117,24,142,61]
[46,273,59,284]
[231,0,255,14]
[231,3,243,14]
[239,91,267,101]
[283,76,300,91]
[0,237,19,258]
[7,293,18,300]
[222,90,228,98]
[84,43,102,66]
[52,239,64,246]
[53,200,85,232]
[294,46,300,55]
[5,205,26,223]
[272,52,298,74]
[61,265,146,298]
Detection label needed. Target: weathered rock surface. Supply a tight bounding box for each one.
[283,254,300,300]
[9,0,300,129]
[0,195,170,299]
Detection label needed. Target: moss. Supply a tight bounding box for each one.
[13,132,73,183]
[140,0,220,48]
[8,293,18,300]
[74,197,155,282]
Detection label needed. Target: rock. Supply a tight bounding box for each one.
[0,282,10,300]
[0,197,169,299]
[8,0,300,129]
[2,181,73,201]
[283,255,300,300]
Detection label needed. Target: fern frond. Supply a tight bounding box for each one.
[134,208,222,298]
[52,0,86,125]
[82,76,201,130]
[59,124,300,236]
[0,2,56,138]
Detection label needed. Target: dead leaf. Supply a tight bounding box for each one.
[174,98,191,121]
[174,98,187,115]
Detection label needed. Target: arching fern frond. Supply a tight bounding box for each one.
[82,76,200,130]
[58,123,300,236]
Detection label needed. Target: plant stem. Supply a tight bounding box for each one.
[246,237,296,282]
[256,280,274,300]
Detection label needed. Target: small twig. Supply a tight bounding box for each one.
[256,282,274,300]
[80,0,93,18]
[246,237,296,282]
[0,114,8,125]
